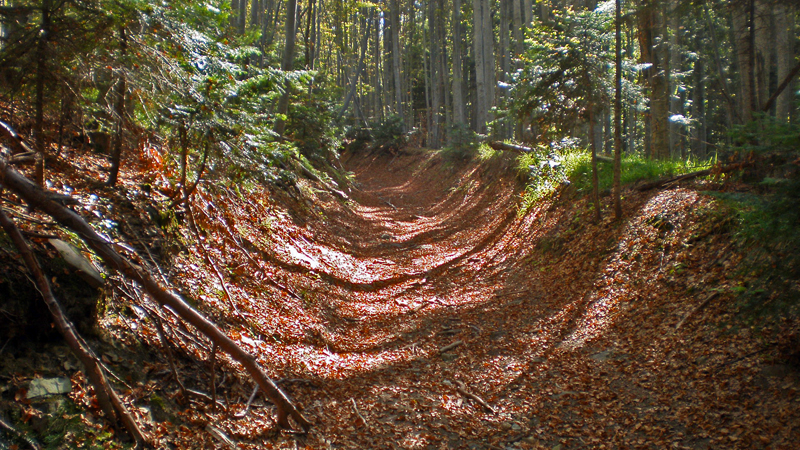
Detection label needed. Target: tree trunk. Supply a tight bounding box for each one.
[472,0,494,134]
[589,107,601,222]
[753,0,770,113]
[338,9,374,121]
[692,33,707,158]
[391,0,404,126]
[33,0,52,186]
[667,0,681,158]
[274,0,298,136]
[107,27,128,187]
[613,0,622,220]
[774,3,796,121]
[732,0,755,123]
[639,0,669,159]
[452,0,466,126]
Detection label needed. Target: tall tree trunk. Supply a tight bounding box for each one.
[33,0,52,186]
[472,0,494,134]
[774,2,795,122]
[702,1,736,128]
[589,106,601,222]
[692,33,707,158]
[274,0,298,136]
[639,0,668,159]
[613,0,622,220]
[338,9,374,121]
[667,0,681,158]
[753,0,771,113]
[391,0,404,126]
[732,0,756,123]
[452,0,466,126]
[373,12,382,121]
[107,27,128,187]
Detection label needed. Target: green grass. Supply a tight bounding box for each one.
[566,151,711,194]
[517,146,712,213]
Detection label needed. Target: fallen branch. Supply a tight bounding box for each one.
[186,204,242,317]
[675,291,720,331]
[233,385,260,419]
[0,150,312,432]
[635,169,712,191]
[0,120,35,154]
[350,398,368,427]
[0,208,148,447]
[0,413,42,449]
[439,340,464,353]
[452,380,496,414]
[488,141,533,153]
[635,163,746,192]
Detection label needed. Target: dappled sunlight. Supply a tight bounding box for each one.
[561,189,705,349]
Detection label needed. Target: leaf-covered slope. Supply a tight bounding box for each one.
[2,145,798,449]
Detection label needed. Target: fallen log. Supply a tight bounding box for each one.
[0,209,147,447]
[488,141,533,153]
[635,168,713,191]
[0,150,312,432]
[635,162,748,191]
[489,141,613,162]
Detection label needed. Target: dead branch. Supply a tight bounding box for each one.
[0,120,35,154]
[0,151,312,432]
[452,380,496,414]
[439,340,464,353]
[233,385,260,418]
[0,413,42,450]
[488,141,534,153]
[0,208,148,447]
[350,398,368,427]
[675,291,720,331]
[635,163,746,192]
[186,204,242,317]
[635,169,712,191]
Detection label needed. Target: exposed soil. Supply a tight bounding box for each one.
[2,146,799,449]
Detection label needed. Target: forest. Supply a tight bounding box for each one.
[0,0,798,448]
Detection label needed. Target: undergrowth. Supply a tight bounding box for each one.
[517,141,709,213]
[714,116,800,325]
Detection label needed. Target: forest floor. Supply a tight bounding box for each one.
[2,145,800,449]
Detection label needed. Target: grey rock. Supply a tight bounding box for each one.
[27,377,72,398]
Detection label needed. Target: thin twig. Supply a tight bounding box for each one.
[453,380,496,414]
[351,398,368,427]
[0,413,41,450]
[210,343,218,413]
[439,340,464,353]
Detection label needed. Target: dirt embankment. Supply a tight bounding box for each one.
[2,146,798,449]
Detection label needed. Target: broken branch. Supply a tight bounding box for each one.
[452,380,496,414]
[0,150,312,432]
[0,207,148,447]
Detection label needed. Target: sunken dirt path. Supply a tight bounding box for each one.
[183,149,798,449]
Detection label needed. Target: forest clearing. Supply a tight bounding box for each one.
[1,0,799,448]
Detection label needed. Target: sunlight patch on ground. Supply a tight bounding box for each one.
[561,189,703,349]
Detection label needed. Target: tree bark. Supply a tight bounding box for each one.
[774,3,796,121]
[107,26,128,187]
[338,9,374,121]
[274,0,298,136]
[613,0,622,220]
[391,0,404,126]
[452,0,466,127]
[33,0,52,186]
[472,0,494,134]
